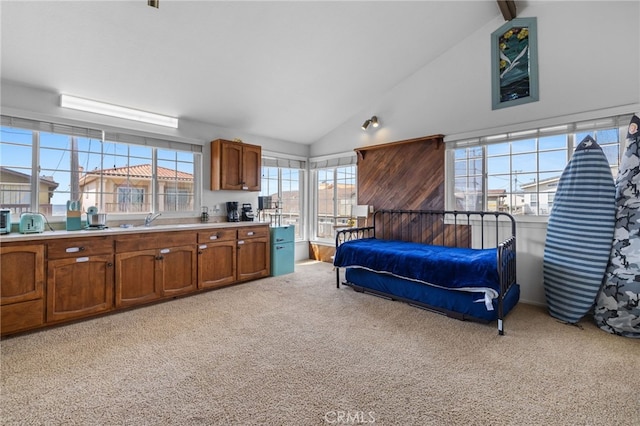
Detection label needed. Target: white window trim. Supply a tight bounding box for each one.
[445,111,636,222]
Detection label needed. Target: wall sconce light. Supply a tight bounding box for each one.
[361,115,379,130]
[148,0,159,8]
[60,94,178,128]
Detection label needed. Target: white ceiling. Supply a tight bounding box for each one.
[1,1,504,144]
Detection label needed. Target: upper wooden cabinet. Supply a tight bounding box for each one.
[210,139,261,191]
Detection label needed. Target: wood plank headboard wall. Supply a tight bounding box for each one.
[355,134,445,211]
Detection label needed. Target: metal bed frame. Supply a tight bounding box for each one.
[335,209,517,335]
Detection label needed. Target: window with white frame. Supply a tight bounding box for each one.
[448,115,629,216]
[312,160,356,241]
[260,156,305,240]
[0,116,201,221]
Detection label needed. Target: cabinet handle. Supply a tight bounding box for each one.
[66,247,84,253]
[156,255,164,260]
[276,238,284,242]
[276,246,285,250]
[75,257,89,263]
[198,251,203,255]
[107,262,113,267]
[209,235,218,240]
[237,240,245,245]
[247,231,254,236]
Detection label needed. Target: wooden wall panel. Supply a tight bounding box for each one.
[355,135,445,211]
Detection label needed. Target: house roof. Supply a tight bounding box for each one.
[83,164,193,181]
[0,166,60,190]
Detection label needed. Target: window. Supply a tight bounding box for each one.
[314,165,356,240]
[449,115,627,216]
[117,186,145,212]
[260,157,305,240]
[0,116,201,221]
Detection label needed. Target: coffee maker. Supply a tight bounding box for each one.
[241,203,255,221]
[226,201,239,222]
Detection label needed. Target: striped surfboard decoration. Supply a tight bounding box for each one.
[543,136,616,324]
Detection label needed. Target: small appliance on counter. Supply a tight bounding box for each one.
[19,212,45,234]
[86,206,108,229]
[241,203,255,221]
[0,209,11,234]
[200,206,210,223]
[226,201,239,222]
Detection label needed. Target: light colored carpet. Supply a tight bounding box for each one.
[1,260,638,425]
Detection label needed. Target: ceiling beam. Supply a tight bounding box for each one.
[497,0,517,21]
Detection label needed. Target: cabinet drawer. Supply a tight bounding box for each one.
[1,299,44,335]
[48,237,114,259]
[237,226,269,240]
[116,231,196,252]
[197,228,236,243]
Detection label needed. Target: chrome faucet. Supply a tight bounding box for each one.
[144,212,162,227]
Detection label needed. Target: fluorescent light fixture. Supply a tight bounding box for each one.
[60,94,178,128]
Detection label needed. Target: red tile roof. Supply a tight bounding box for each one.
[85,164,193,181]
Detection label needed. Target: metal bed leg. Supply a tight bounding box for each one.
[336,267,340,288]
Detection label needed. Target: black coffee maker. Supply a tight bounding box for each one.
[226,201,239,222]
[241,203,255,221]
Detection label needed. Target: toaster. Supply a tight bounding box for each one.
[0,209,10,234]
[19,213,45,234]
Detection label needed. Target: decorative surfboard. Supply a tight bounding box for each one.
[543,135,616,324]
[594,114,640,338]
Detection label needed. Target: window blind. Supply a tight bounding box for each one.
[105,131,202,153]
[309,153,356,169]
[2,115,103,139]
[262,157,306,169]
[446,113,634,150]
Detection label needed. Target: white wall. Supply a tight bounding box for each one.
[310,1,640,156]
[309,1,640,306]
[0,80,309,220]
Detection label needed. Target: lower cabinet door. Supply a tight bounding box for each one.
[47,255,114,322]
[198,240,237,289]
[160,245,197,296]
[115,249,161,308]
[237,237,270,281]
[1,299,44,335]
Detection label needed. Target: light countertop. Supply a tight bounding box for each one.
[0,221,270,243]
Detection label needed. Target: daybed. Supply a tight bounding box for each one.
[334,209,519,335]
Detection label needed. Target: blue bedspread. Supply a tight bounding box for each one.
[333,238,500,293]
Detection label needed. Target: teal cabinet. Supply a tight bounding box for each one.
[270,225,294,276]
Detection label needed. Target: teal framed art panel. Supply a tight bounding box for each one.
[491,17,539,110]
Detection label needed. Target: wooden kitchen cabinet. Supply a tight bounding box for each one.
[237,226,270,281]
[47,255,114,322]
[115,232,197,308]
[46,237,114,323]
[1,223,271,337]
[198,229,237,289]
[115,248,160,308]
[160,244,197,296]
[210,139,261,191]
[0,243,45,335]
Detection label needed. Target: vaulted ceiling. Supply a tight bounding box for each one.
[1,1,507,144]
